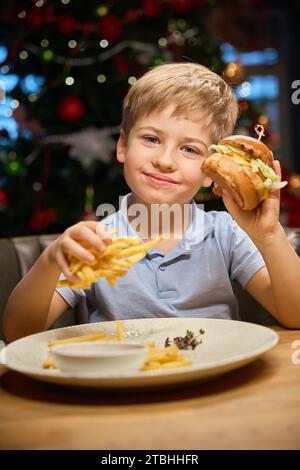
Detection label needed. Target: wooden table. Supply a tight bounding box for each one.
[0,327,299,450]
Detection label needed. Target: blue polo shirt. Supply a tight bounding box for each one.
[56,193,265,322]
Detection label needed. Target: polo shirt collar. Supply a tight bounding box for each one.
[117,193,214,256]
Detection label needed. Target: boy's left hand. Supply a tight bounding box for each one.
[221,160,283,244]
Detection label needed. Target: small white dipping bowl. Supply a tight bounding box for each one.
[51,341,148,374]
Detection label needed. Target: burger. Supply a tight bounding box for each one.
[201,135,287,210]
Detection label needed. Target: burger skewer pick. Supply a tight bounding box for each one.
[254,124,265,141]
[201,125,288,211]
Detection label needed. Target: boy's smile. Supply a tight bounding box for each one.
[117,105,213,207]
[143,171,179,187]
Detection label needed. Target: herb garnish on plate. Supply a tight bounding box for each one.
[165,329,205,350]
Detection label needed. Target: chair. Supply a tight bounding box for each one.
[1,229,300,340]
[0,234,89,340]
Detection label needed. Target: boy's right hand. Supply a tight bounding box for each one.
[46,221,111,282]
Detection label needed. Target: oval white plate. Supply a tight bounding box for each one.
[2,318,278,389]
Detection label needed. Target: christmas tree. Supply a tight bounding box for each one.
[0,0,274,237]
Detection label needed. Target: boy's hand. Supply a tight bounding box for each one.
[46,221,111,282]
[221,160,283,244]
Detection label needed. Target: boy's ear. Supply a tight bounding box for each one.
[116,129,126,163]
[202,175,213,188]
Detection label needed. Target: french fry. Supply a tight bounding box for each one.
[115,238,159,259]
[100,241,129,258]
[56,235,161,290]
[43,353,57,369]
[48,331,110,347]
[142,359,192,371]
[117,320,124,341]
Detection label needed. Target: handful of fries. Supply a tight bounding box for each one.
[57,235,161,290]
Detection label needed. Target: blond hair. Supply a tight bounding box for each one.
[121,62,238,142]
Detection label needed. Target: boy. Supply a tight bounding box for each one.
[3,63,300,342]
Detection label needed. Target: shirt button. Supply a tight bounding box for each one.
[159,264,166,271]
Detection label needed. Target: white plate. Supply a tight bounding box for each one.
[2,318,278,389]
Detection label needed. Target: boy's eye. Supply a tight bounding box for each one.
[182,146,199,155]
[143,135,159,144]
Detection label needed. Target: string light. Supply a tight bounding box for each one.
[158,38,167,47]
[1,65,9,74]
[28,93,38,102]
[17,11,26,19]
[97,74,106,83]
[35,0,44,7]
[9,151,17,160]
[65,76,74,86]
[68,40,77,49]
[61,0,70,4]
[99,40,109,48]
[4,109,13,117]
[168,20,177,32]
[172,31,182,39]
[25,31,198,66]
[42,49,55,62]
[19,51,28,60]
[7,161,20,173]
[177,19,187,30]
[33,182,42,191]
[41,39,49,48]
[97,6,109,16]
[128,76,136,85]
[172,30,184,46]
[11,99,19,109]
[239,82,251,98]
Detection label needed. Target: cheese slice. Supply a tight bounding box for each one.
[231,154,251,167]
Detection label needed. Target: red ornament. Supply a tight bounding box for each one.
[173,0,194,12]
[143,0,161,17]
[81,22,95,36]
[126,10,140,22]
[113,54,130,75]
[58,96,85,123]
[58,14,77,36]
[239,99,249,112]
[98,15,123,42]
[29,208,57,232]
[44,5,55,24]
[6,44,19,62]
[0,189,8,205]
[25,9,43,29]
[193,0,207,5]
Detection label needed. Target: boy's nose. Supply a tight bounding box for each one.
[151,149,176,172]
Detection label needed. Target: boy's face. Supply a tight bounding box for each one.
[117,105,213,206]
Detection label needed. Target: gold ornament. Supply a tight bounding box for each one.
[223,62,245,86]
[288,175,300,199]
